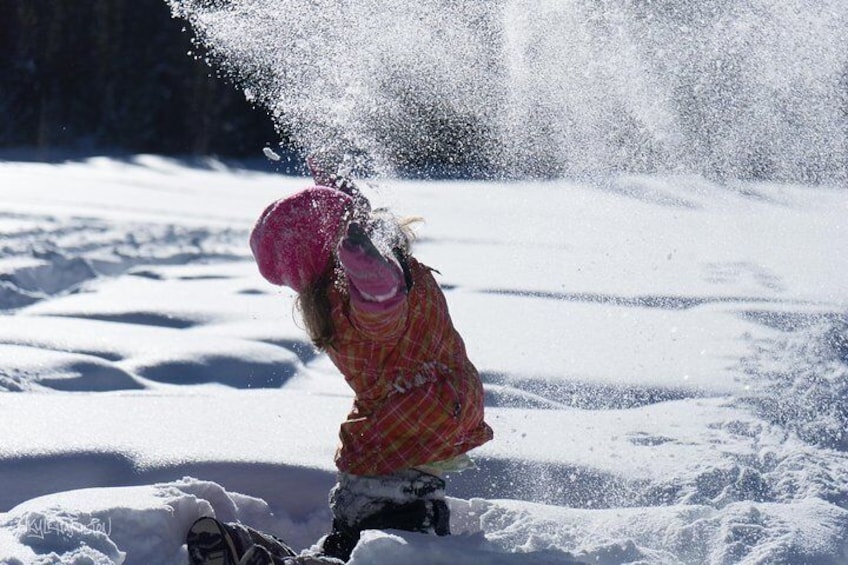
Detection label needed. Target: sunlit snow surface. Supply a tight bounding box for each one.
[1,157,847,564]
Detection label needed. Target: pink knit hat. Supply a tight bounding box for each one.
[250,186,353,292]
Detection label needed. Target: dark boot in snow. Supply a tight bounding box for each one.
[238,545,275,565]
[187,517,296,565]
[240,544,346,565]
[318,498,451,562]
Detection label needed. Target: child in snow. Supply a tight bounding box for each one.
[185,160,493,565]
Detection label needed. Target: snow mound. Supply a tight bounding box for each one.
[0,315,302,391]
[0,210,247,312]
[3,481,847,565]
[740,313,848,450]
[349,529,583,564]
[0,478,286,565]
[467,497,848,565]
[0,344,143,392]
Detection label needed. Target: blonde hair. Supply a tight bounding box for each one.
[296,263,339,350]
[296,212,421,350]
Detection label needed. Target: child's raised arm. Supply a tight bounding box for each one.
[337,222,406,312]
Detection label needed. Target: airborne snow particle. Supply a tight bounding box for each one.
[263,147,281,161]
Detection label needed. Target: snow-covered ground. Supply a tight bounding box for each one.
[0,156,846,564]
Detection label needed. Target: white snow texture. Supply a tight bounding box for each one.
[0,157,846,564]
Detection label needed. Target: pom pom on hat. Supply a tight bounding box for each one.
[250,186,353,292]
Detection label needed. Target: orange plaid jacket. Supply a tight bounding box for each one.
[325,257,493,476]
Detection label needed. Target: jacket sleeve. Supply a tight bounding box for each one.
[337,239,408,339]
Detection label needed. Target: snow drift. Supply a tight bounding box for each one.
[0,157,846,563]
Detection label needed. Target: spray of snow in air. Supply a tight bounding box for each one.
[169,0,848,182]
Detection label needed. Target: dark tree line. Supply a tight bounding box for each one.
[0,0,279,158]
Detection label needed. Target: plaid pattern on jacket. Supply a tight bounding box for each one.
[326,257,494,476]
